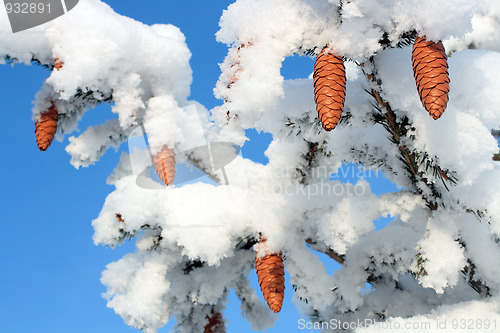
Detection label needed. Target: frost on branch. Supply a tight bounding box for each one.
[0,0,191,161]
[208,0,499,330]
[3,0,500,331]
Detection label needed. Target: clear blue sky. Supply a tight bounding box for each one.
[0,1,396,332]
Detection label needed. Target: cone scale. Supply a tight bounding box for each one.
[313,47,346,131]
[412,36,450,120]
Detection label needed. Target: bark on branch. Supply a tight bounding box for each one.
[361,63,456,211]
[306,238,345,265]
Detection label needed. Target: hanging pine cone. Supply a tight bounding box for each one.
[152,145,176,186]
[204,309,225,333]
[53,58,63,71]
[255,238,285,313]
[313,47,346,131]
[412,36,450,120]
[35,103,58,151]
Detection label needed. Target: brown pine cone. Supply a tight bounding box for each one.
[412,36,450,120]
[152,145,176,186]
[313,47,346,131]
[35,103,58,151]
[53,58,63,71]
[204,309,225,333]
[255,238,285,313]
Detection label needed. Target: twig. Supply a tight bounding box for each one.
[299,141,320,184]
[306,238,345,265]
[362,65,447,210]
[306,143,319,167]
[436,165,451,180]
[363,59,490,296]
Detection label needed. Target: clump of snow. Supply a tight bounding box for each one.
[317,181,379,254]
[65,119,128,168]
[1,0,193,166]
[446,0,500,52]
[357,298,500,332]
[415,212,466,293]
[101,253,170,330]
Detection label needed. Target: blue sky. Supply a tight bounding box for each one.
[0,1,397,332]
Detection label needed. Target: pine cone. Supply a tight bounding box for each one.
[255,238,285,313]
[152,145,176,186]
[412,36,450,120]
[35,103,58,151]
[204,309,225,333]
[313,47,346,131]
[53,58,63,71]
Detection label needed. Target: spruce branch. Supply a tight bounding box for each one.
[298,141,320,184]
[4,54,54,69]
[74,87,113,103]
[378,30,418,49]
[302,46,320,57]
[361,59,457,210]
[183,150,222,184]
[462,259,491,297]
[235,235,258,251]
[183,259,204,274]
[456,238,491,297]
[362,60,492,298]
[305,238,345,265]
[312,57,487,300]
[306,143,319,167]
[305,240,392,289]
[414,252,428,278]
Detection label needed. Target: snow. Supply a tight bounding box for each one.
[101,253,171,330]
[357,298,500,332]
[416,211,467,293]
[2,0,500,331]
[0,0,192,163]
